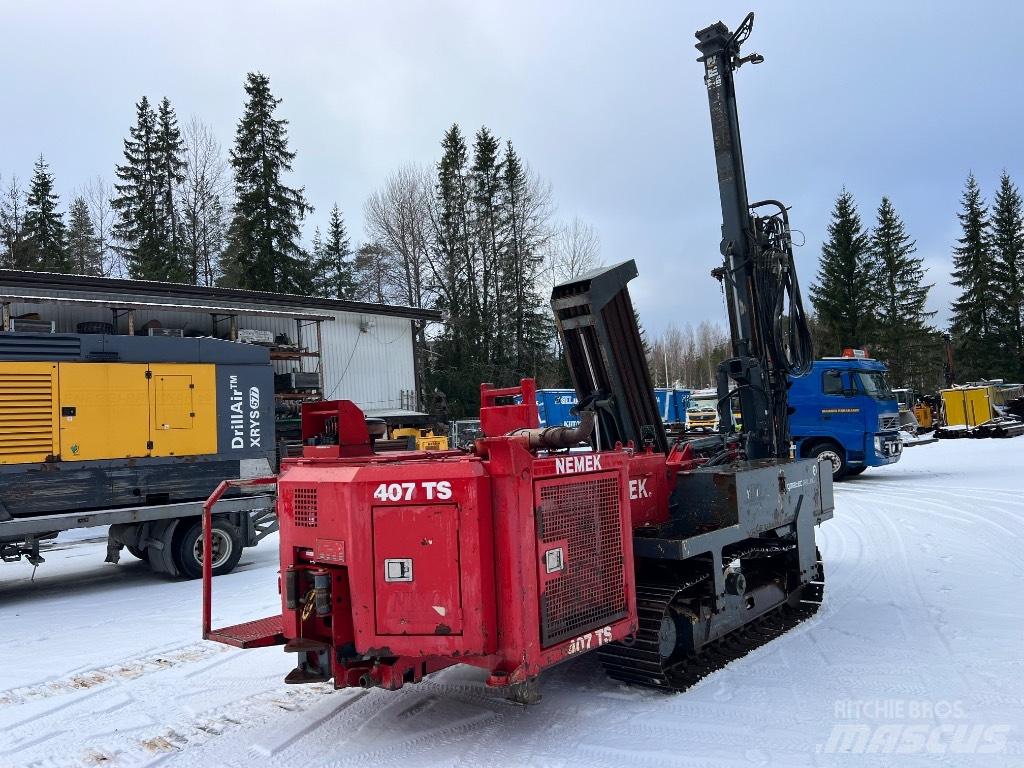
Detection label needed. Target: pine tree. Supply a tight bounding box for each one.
[354,242,397,303]
[221,72,312,294]
[66,196,103,276]
[950,173,1000,378]
[154,97,187,280]
[870,197,935,387]
[311,204,355,298]
[809,189,876,352]
[23,155,68,272]
[990,171,1024,379]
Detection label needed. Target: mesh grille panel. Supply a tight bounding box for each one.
[292,487,318,527]
[537,474,625,646]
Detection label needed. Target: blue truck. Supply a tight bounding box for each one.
[788,356,902,481]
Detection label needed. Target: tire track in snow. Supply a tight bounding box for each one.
[831,482,999,703]
[7,682,338,768]
[840,485,1024,565]
[0,643,229,708]
[308,690,505,768]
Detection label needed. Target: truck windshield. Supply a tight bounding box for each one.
[856,371,894,400]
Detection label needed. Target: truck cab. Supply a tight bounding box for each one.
[686,389,719,431]
[789,357,902,480]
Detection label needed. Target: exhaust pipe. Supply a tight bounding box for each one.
[509,410,596,450]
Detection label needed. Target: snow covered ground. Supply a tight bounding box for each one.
[2,438,1023,767]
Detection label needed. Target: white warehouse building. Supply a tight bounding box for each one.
[0,270,440,415]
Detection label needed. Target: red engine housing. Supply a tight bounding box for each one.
[271,436,638,691]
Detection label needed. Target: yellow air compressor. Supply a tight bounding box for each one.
[0,333,275,518]
[940,386,993,428]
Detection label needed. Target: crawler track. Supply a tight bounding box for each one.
[598,555,824,692]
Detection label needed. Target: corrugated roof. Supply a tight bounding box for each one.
[0,269,442,322]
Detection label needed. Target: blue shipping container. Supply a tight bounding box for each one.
[527,388,690,427]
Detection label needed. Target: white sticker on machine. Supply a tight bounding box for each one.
[544,547,565,573]
[384,558,413,582]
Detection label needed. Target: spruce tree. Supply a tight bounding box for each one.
[430,124,481,411]
[23,155,68,272]
[155,97,187,281]
[950,173,1000,378]
[470,127,504,371]
[311,204,355,298]
[810,189,876,352]
[990,171,1024,379]
[870,197,935,387]
[221,72,312,294]
[66,196,103,276]
[309,226,323,288]
[501,140,549,377]
[113,97,168,280]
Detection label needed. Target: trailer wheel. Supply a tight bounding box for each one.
[173,519,243,579]
[809,442,847,481]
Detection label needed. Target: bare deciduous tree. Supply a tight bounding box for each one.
[0,174,26,268]
[649,320,730,389]
[83,175,117,276]
[364,164,436,404]
[548,216,601,286]
[364,164,434,309]
[178,117,230,286]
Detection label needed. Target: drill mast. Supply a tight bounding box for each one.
[695,13,813,459]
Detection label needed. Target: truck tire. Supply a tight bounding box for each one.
[76,321,115,334]
[809,441,848,481]
[172,518,243,579]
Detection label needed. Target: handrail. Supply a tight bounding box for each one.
[202,476,277,639]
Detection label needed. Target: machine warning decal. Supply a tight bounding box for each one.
[820,407,860,414]
[566,625,613,655]
[384,558,413,582]
[372,481,453,502]
[316,538,346,563]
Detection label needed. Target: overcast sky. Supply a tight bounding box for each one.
[2,1,1021,339]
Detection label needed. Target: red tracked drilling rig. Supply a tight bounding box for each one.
[202,12,832,702]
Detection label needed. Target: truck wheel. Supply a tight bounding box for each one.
[173,519,243,579]
[810,442,847,481]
